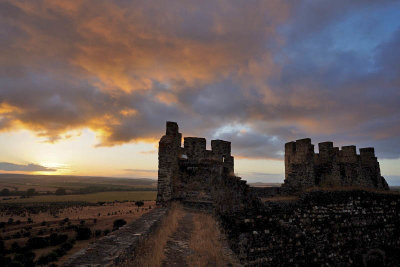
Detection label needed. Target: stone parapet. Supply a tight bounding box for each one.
[282,139,389,192]
[63,207,168,267]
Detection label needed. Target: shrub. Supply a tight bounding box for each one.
[55,188,67,195]
[12,232,21,239]
[11,242,20,252]
[13,251,35,266]
[54,247,66,257]
[9,260,24,267]
[49,233,68,246]
[135,201,144,208]
[61,241,74,251]
[75,227,92,240]
[26,188,35,197]
[1,188,10,196]
[95,229,102,237]
[36,255,49,265]
[0,255,12,266]
[0,239,4,254]
[26,236,49,249]
[113,219,127,230]
[37,251,58,266]
[23,231,31,238]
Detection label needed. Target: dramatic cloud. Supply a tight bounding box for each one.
[0,0,399,159]
[0,162,56,172]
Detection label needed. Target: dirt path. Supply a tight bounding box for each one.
[131,204,240,266]
[162,212,194,266]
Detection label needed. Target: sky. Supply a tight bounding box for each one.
[0,0,399,184]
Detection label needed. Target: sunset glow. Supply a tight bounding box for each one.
[0,1,399,184]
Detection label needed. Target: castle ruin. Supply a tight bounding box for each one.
[282,138,389,192]
[157,121,236,204]
[157,123,389,204]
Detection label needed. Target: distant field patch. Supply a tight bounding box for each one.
[1,191,156,203]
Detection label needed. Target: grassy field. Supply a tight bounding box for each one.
[1,191,157,203]
[0,173,157,194]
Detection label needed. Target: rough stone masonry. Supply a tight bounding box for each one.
[154,122,398,266]
[282,138,389,193]
[157,121,235,205]
[157,123,389,204]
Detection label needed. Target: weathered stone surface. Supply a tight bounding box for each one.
[220,190,400,266]
[62,207,167,267]
[156,122,398,266]
[282,138,389,193]
[156,122,237,205]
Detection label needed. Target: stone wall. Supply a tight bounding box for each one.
[283,138,389,193]
[63,207,168,267]
[156,122,398,266]
[219,190,400,266]
[250,187,281,198]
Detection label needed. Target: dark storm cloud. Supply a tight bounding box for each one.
[214,128,283,159]
[0,0,399,159]
[0,162,56,172]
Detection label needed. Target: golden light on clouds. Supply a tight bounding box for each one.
[1,0,400,182]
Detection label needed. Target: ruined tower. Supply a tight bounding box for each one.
[156,121,236,204]
[156,122,182,203]
[282,138,389,193]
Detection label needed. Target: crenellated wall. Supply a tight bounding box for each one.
[283,138,389,193]
[157,122,236,204]
[156,123,398,266]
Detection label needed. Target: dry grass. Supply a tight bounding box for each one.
[304,185,400,195]
[129,202,184,267]
[1,191,156,203]
[0,201,155,266]
[262,195,299,202]
[187,212,240,267]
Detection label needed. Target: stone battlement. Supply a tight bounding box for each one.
[155,123,398,266]
[157,122,235,204]
[283,138,389,192]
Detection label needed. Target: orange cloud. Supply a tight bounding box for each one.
[3,0,399,160]
[0,0,291,145]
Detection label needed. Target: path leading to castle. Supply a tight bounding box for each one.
[162,212,194,266]
[130,204,240,266]
[160,208,241,267]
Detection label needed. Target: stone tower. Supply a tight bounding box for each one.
[156,121,236,204]
[156,122,182,203]
[282,138,389,193]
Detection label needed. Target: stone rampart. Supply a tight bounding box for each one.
[63,207,168,267]
[283,138,389,193]
[219,190,400,266]
[156,122,398,266]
